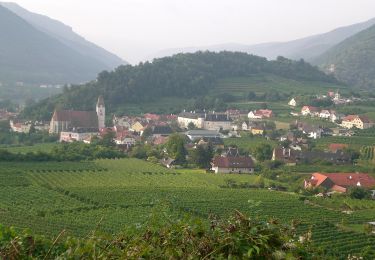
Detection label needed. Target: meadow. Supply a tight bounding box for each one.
[0,158,375,258]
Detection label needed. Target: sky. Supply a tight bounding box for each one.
[8,0,375,64]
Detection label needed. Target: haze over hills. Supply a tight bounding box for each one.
[0,3,125,85]
[314,24,375,89]
[148,17,375,62]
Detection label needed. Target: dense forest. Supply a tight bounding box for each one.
[22,51,337,120]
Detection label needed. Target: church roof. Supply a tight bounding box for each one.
[52,110,98,129]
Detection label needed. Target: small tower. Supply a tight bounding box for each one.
[96,96,105,129]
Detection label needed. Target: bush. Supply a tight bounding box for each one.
[0,209,320,259]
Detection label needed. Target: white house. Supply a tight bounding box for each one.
[319,110,331,119]
[341,115,373,130]
[10,120,32,134]
[288,98,297,107]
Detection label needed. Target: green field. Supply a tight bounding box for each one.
[214,75,347,97]
[1,158,375,258]
[1,142,58,154]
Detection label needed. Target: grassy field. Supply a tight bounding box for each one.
[1,143,58,154]
[1,158,375,258]
[213,74,347,97]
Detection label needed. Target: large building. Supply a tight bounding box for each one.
[304,172,375,193]
[49,96,105,134]
[341,115,373,130]
[178,111,232,131]
[211,148,255,174]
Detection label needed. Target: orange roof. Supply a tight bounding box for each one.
[328,143,348,152]
[343,115,371,123]
[312,172,375,189]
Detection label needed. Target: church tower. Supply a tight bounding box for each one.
[96,96,105,129]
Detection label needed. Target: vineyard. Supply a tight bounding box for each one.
[0,158,375,258]
[361,146,375,161]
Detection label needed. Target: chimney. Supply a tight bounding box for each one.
[349,175,352,180]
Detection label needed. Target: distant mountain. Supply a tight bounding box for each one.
[1,2,125,69]
[149,18,375,62]
[314,24,375,89]
[0,4,125,85]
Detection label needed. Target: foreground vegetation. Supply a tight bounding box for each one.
[1,158,375,259]
[0,208,319,259]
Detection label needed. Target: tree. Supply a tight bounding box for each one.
[187,122,197,130]
[189,143,214,168]
[349,187,371,200]
[254,144,273,162]
[247,91,257,101]
[166,134,187,164]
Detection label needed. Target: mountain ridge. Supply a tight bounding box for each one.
[0,3,125,85]
[148,17,375,62]
[0,2,126,68]
[313,24,375,89]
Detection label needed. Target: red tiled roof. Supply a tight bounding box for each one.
[312,172,375,189]
[212,156,254,169]
[343,115,371,123]
[328,143,348,152]
[53,110,98,129]
[302,106,318,112]
[255,109,273,117]
[144,113,161,121]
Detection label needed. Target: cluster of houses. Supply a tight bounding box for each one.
[289,91,373,130]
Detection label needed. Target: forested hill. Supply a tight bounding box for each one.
[314,24,375,89]
[22,51,337,119]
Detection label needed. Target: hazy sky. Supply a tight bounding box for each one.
[9,0,375,64]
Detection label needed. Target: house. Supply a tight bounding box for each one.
[152,136,169,145]
[211,148,255,174]
[288,98,297,107]
[144,113,161,121]
[341,115,373,130]
[10,120,32,133]
[177,111,205,129]
[160,158,176,168]
[149,125,173,137]
[319,110,331,119]
[197,137,224,150]
[248,109,273,119]
[203,113,232,131]
[329,111,342,123]
[304,172,375,193]
[301,106,319,116]
[131,121,146,133]
[60,130,98,142]
[299,124,323,139]
[177,111,232,130]
[49,96,104,134]
[251,127,264,136]
[241,122,248,130]
[328,143,348,153]
[367,222,375,234]
[186,130,223,141]
[272,147,352,166]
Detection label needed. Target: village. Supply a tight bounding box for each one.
[4,90,375,198]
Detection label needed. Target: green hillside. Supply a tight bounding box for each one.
[315,24,375,89]
[22,52,340,119]
[0,5,114,84]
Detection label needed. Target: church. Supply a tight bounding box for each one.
[49,96,105,134]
